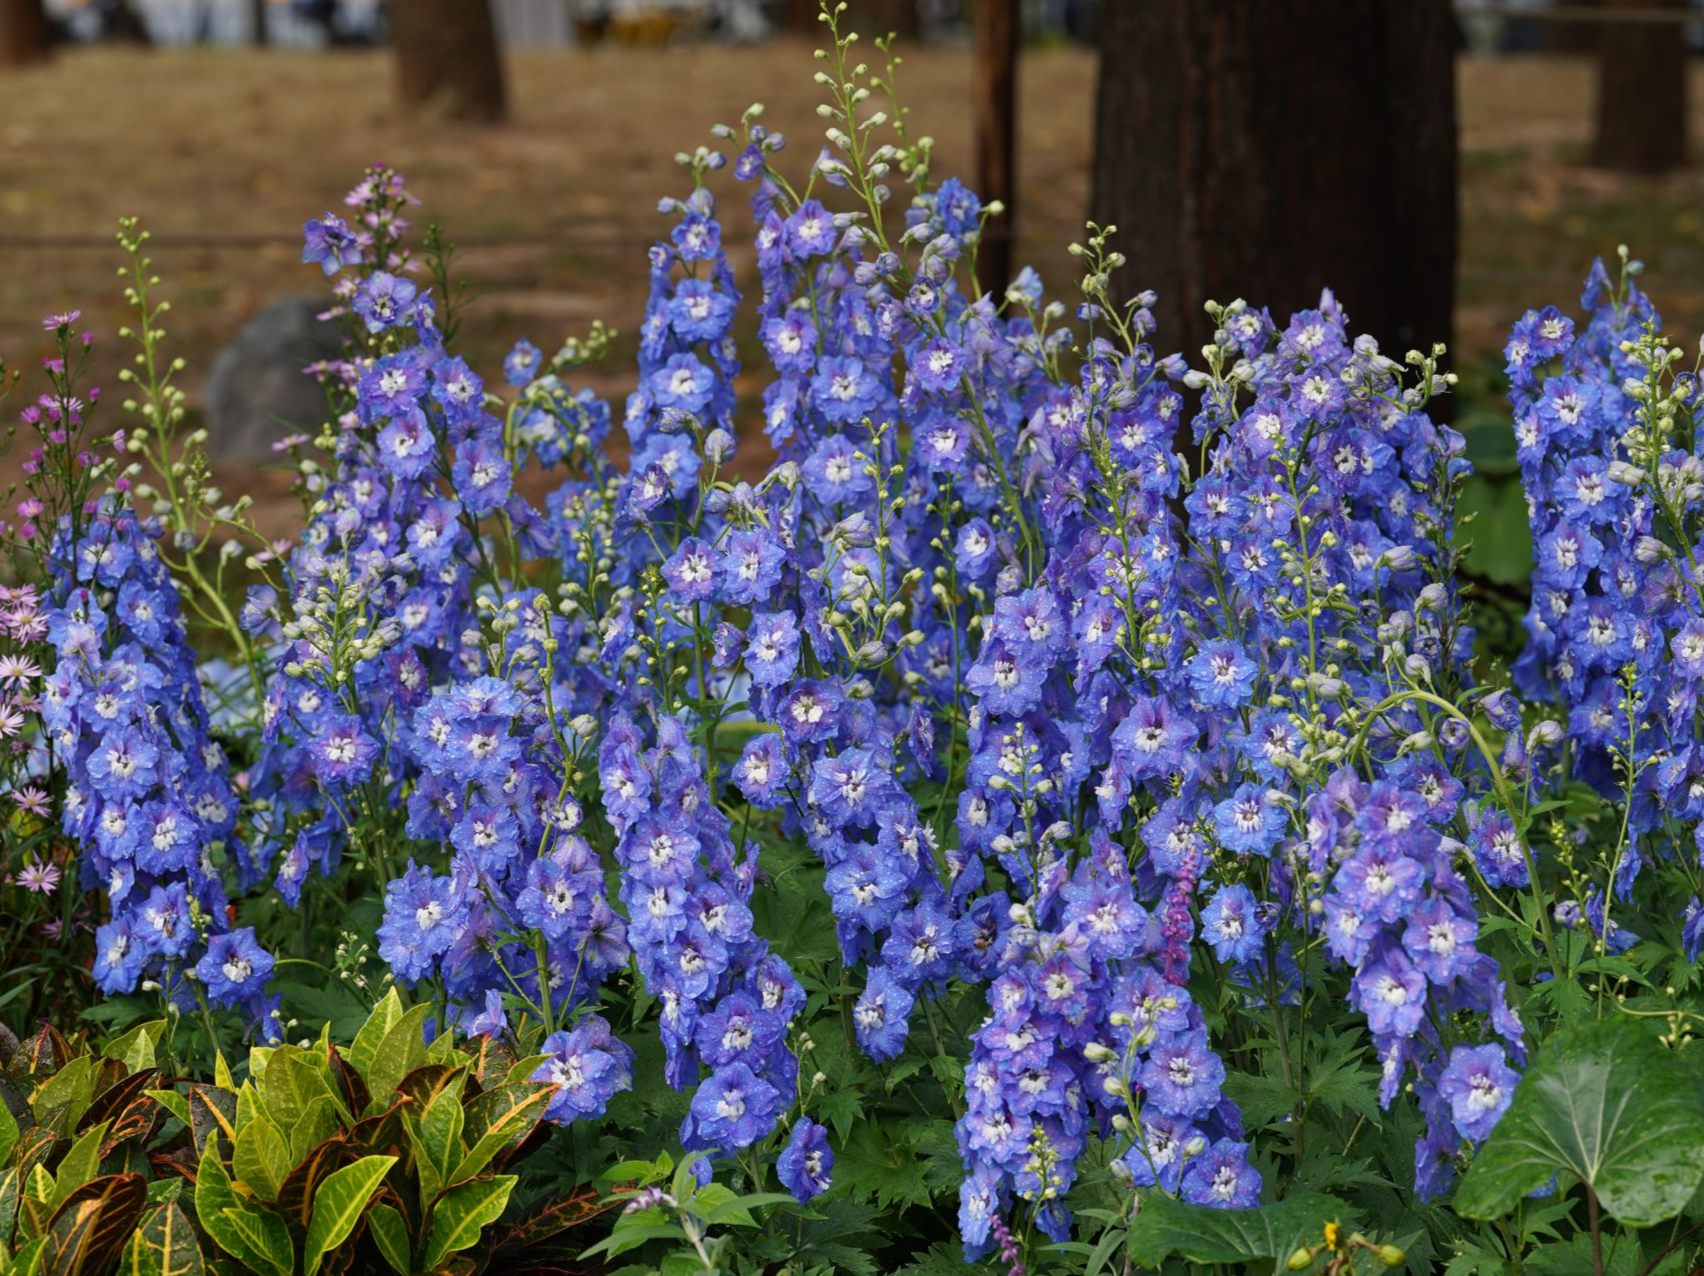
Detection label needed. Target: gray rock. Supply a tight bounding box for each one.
[203,297,342,463]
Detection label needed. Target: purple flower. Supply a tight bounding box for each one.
[1180,1139,1261,1209]
[1200,884,1266,964]
[1184,641,1257,708]
[689,1063,783,1149]
[352,271,420,334]
[301,212,362,274]
[777,1118,835,1202]
[811,356,882,425]
[1402,898,1479,984]
[853,966,914,1061]
[196,928,274,1007]
[651,353,716,417]
[1140,1029,1226,1117]
[1437,1043,1519,1143]
[913,338,966,393]
[1352,948,1428,1037]
[534,1015,636,1123]
[810,747,897,830]
[378,862,465,984]
[1213,784,1284,857]
[503,338,543,387]
[745,611,802,688]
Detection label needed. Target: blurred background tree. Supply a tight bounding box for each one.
[1090,0,1459,400]
[392,0,507,122]
[0,0,52,66]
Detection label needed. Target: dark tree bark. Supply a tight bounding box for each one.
[393,0,507,124]
[1592,0,1688,173]
[0,0,52,69]
[1090,0,1458,400]
[251,0,269,46]
[974,0,1018,297]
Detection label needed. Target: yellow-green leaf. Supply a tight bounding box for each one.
[220,1204,293,1276]
[415,1092,465,1194]
[302,1155,396,1276]
[193,1154,267,1274]
[212,1053,235,1094]
[119,1200,205,1276]
[0,1101,17,1168]
[142,1090,190,1130]
[420,1175,516,1273]
[232,1113,289,1203]
[259,1050,335,1137]
[363,1006,431,1112]
[345,990,405,1082]
[100,1022,167,1074]
[453,1085,553,1184]
[365,1202,410,1275]
[288,1095,341,1164]
[27,1058,95,1131]
[50,1122,109,1207]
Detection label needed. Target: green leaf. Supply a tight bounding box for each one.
[50,1124,109,1208]
[101,1022,167,1074]
[119,1200,205,1276]
[1125,1192,1353,1268]
[365,1202,410,1275]
[193,1154,269,1274]
[1456,1018,1704,1228]
[0,1102,16,1168]
[363,1006,431,1112]
[258,1051,337,1137]
[420,1174,516,1271]
[220,1205,293,1276]
[287,1096,341,1164]
[232,1114,289,1204]
[139,1089,187,1131]
[453,1085,553,1184]
[27,1059,95,1132]
[345,990,405,1083]
[301,1154,396,1276]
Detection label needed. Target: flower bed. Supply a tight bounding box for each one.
[3,10,1704,1276]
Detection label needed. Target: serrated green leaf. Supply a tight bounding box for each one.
[1457,1018,1704,1228]
[1125,1192,1353,1268]
[120,1200,205,1276]
[302,1154,396,1276]
[366,1201,410,1275]
[421,1174,516,1271]
[232,1113,289,1203]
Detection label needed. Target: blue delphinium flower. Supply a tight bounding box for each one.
[777,1117,835,1202]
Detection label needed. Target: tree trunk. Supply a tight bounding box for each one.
[0,0,51,69]
[1090,0,1458,413]
[251,0,269,46]
[393,0,507,124]
[1592,0,1688,173]
[974,0,1018,298]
